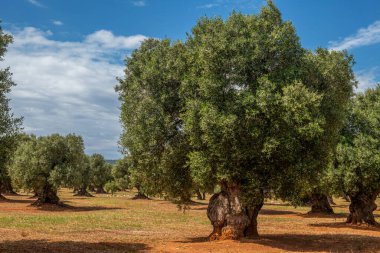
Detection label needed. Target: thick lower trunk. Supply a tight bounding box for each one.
[196,189,205,200]
[74,186,93,197]
[207,182,249,240]
[244,199,264,238]
[309,193,334,214]
[32,185,60,206]
[96,186,106,194]
[89,185,95,192]
[346,191,379,226]
[1,178,17,195]
[132,191,149,200]
[196,189,203,200]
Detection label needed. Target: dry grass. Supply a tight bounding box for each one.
[0,189,380,252]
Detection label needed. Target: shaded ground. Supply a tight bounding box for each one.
[0,190,380,252]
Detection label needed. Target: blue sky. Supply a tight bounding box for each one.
[1,0,380,159]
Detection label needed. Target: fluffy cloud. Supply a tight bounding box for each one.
[52,20,63,26]
[131,1,146,7]
[1,27,148,158]
[329,20,380,51]
[355,68,379,93]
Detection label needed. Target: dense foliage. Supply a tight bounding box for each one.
[117,1,355,239]
[334,85,380,225]
[0,23,22,199]
[9,134,85,205]
[89,153,112,194]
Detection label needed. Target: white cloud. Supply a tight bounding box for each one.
[0,27,149,158]
[85,30,147,49]
[27,0,46,8]
[355,68,379,93]
[198,3,219,9]
[329,20,380,51]
[52,20,63,26]
[132,1,146,7]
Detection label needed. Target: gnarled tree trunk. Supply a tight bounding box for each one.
[1,177,17,195]
[245,199,264,238]
[132,185,149,200]
[346,190,379,226]
[196,189,206,200]
[309,193,334,214]
[74,185,93,197]
[33,184,60,206]
[207,182,250,240]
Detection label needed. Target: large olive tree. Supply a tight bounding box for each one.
[117,1,355,239]
[0,23,22,200]
[334,85,380,225]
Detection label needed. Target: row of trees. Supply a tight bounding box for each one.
[116,0,379,240]
[8,133,116,205]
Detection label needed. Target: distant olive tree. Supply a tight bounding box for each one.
[334,85,380,225]
[9,134,85,205]
[90,154,112,194]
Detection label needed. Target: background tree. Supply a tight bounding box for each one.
[116,38,193,202]
[9,134,85,205]
[90,154,112,194]
[0,23,22,200]
[112,157,131,191]
[334,85,380,225]
[117,1,355,239]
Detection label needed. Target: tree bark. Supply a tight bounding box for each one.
[202,192,206,200]
[32,184,60,206]
[346,190,379,226]
[207,182,249,240]
[309,193,334,214]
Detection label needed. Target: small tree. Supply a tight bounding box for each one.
[0,23,22,200]
[9,134,85,205]
[334,85,380,225]
[104,181,119,196]
[112,157,131,191]
[90,154,112,194]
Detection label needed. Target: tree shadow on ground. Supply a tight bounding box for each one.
[0,197,35,204]
[0,239,150,253]
[310,222,380,232]
[34,203,123,212]
[179,233,380,252]
[247,233,380,252]
[260,209,298,215]
[297,212,348,219]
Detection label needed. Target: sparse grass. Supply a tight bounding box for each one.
[0,189,380,252]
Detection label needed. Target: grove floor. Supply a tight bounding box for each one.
[0,189,380,253]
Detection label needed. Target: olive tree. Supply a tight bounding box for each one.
[334,85,380,225]
[116,38,194,202]
[9,134,85,205]
[90,153,112,194]
[117,1,355,239]
[0,23,22,200]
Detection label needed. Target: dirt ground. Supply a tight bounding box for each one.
[0,189,380,253]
